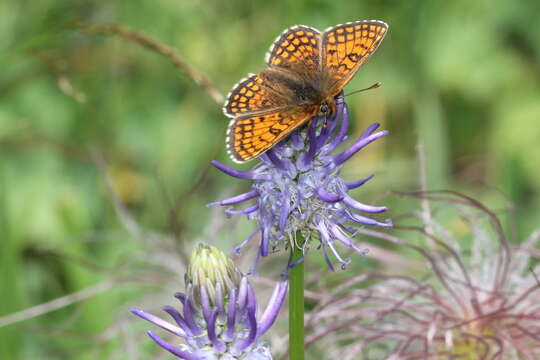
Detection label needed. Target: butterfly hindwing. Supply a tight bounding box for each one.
[227,109,314,163]
[265,25,321,71]
[322,21,388,95]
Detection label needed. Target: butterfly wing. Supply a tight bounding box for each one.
[322,20,388,96]
[224,40,322,163]
[223,74,282,118]
[223,67,316,162]
[227,108,315,163]
[265,25,321,72]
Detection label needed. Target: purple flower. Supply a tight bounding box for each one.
[132,244,288,359]
[209,93,391,270]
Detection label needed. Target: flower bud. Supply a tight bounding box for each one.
[185,243,241,311]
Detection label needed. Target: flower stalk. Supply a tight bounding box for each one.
[289,232,306,360]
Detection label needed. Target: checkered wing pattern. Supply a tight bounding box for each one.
[227,108,315,162]
[223,21,388,162]
[265,25,321,71]
[223,74,278,118]
[322,21,388,95]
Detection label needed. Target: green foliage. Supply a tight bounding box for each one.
[1,0,539,358]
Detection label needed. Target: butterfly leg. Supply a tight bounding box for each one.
[323,114,330,129]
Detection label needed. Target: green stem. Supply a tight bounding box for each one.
[289,233,305,360]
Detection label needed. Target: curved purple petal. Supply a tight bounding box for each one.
[147,331,201,360]
[343,195,388,213]
[246,282,258,315]
[317,187,345,203]
[256,281,288,337]
[207,189,259,207]
[224,288,237,341]
[334,130,389,165]
[215,282,225,315]
[327,240,350,268]
[288,254,305,268]
[279,192,291,232]
[233,226,261,255]
[330,224,367,255]
[322,245,336,271]
[206,307,226,353]
[327,102,350,152]
[346,174,374,190]
[291,130,303,149]
[234,297,258,352]
[248,249,262,276]
[359,123,381,139]
[211,160,257,180]
[174,292,186,303]
[317,221,331,245]
[265,148,287,171]
[349,212,393,228]
[260,226,270,256]
[131,308,185,337]
[163,306,192,335]
[200,283,212,322]
[237,277,249,312]
[182,295,202,335]
[225,204,259,215]
[297,117,320,169]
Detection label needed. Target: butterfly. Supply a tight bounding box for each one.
[223,20,388,163]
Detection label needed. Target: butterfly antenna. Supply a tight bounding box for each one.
[345,82,382,97]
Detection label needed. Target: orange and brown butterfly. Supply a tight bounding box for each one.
[223,20,388,163]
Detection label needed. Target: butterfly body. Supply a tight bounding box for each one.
[258,66,335,115]
[224,21,388,163]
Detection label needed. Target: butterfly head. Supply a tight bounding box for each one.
[318,101,331,117]
[318,92,342,118]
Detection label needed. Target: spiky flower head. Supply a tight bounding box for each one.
[209,93,391,271]
[312,192,540,359]
[132,243,288,359]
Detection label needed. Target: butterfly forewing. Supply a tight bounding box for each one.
[227,108,314,163]
[265,25,321,71]
[223,74,280,118]
[322,21,388,95]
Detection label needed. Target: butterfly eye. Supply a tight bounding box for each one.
[319,103,330,116]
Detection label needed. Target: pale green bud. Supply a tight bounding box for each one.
[185,243,241,310]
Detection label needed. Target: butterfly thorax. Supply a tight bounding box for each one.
[259,67,336,117]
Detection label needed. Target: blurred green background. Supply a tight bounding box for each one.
[1,0,539,358]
